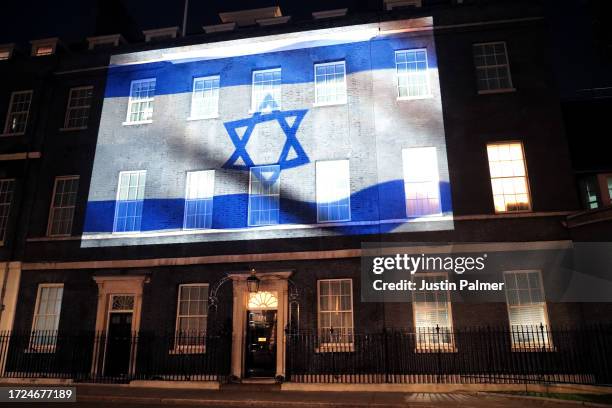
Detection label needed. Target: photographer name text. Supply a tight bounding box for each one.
[372,279,504,292]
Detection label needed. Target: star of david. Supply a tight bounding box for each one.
[222,108,309,181]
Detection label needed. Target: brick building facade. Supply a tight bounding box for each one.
[0,0,610,385]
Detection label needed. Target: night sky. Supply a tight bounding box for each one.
[0,0,374,43]
[0,0,609,99]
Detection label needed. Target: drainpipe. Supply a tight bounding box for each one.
[182,0,189,37]
[0,263,9,320]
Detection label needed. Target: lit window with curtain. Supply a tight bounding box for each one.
[316,160,351,223]
[113,170,146,233]
[402,147,441,217]
[412,274,454,351]
[504,270,552,349]
[487,142,531,212]
[174,284,208,352]
[318,279,354,349]
[30,284,64,352]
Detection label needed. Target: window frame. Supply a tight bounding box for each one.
[395,48,432,100]
[473,41,515,95]
[172,283,209,354]
[315,159,351,223]
[580,176,601,210]
[486,141,532,214]
[61,86,93,131]
[411,272,456,352]
[248,165,281,227]
[0,44,14,61]
[30,39,58,57]
[251,68,281,113]
[123,78,156,126]
[46,175,80,237]
[503,270,553,351]
[87,34,123,50]
[183,170,215,230]
[188,75,220,120]
[113,170,147,234]
[316,278,354,352]
[29,283,64,353]
[402,146,442,218]
[313,60,347,107]
[0,178,15,246]
[3,90,33,136]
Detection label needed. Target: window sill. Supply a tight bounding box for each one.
[315,344,355,353]
[169,346,206,355]
[406,212,443,219]
[478,88,516,95]
[111,230,142,235]
[27,236,80,242]
[397,95,433,101]
[59,126,88,132]
[187,115,219,121]
[511,345,556,352]
[248,223,280,228]
[313,101,347,108]
[494,209,532,215]
[0,132,25,137]
[248,108,280,115]
[24,347,56,354]
[316,218,351,224]
[122,120,153,126]
[415,346,457,353]
[45,233,72,239]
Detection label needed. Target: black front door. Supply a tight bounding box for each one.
[104,312,132,377]
[245,310,277,378]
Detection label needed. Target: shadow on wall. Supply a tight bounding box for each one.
[83,179,453,236]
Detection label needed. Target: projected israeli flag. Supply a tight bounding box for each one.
[82,17,454,247]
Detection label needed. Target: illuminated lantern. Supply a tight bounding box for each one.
[246,269,260,293]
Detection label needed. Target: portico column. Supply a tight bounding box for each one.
[231,279,247,378]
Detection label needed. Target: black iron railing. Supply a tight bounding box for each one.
[0,331,231,383]
[285,325,612,384]
[1,326,611,385]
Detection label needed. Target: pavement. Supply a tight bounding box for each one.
[2,383,611,408]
